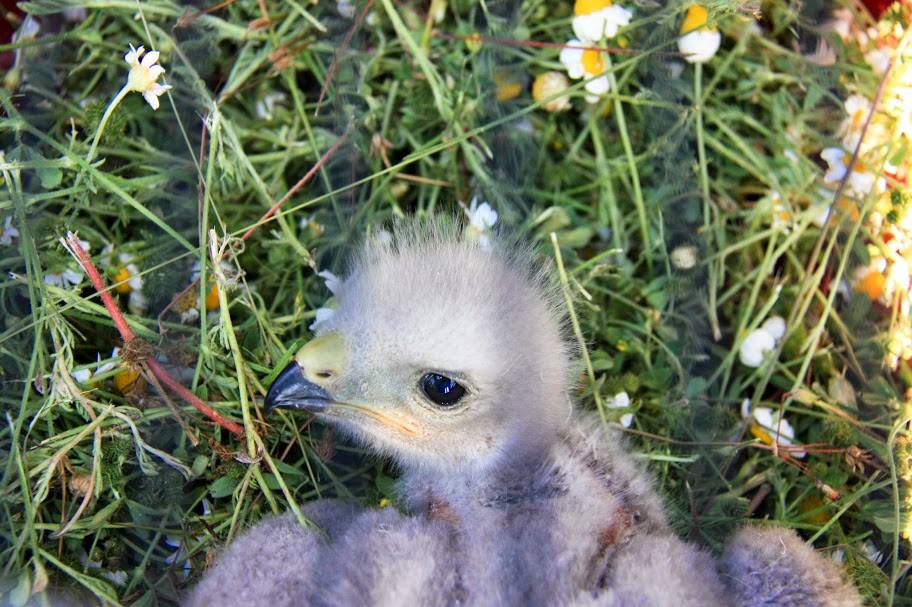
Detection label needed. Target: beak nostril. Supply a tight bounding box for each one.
[316,370,334,379]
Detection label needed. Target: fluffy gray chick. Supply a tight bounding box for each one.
[186,223,860,607]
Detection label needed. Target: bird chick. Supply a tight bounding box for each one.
[186,221,860,607]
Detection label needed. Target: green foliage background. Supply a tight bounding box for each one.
[0,0,910,604]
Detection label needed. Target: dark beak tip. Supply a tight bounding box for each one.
[264,362,332,413]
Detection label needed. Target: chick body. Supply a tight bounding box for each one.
[186,224,860,607]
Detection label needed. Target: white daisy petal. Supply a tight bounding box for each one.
[738,328,776,367]
[678,30,721,63]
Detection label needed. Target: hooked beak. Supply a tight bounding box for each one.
[264,363,331,413]
[264,332,346,413]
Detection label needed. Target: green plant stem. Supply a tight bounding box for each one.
[605,54,650,269]
[86,85,129,164]
[551,232,606,423]
[694,62,721,341]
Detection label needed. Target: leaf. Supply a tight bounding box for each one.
[209,476,236,499]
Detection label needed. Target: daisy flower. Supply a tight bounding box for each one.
[465,197,498,249]
[0,216,19,245]
[838,94,872,150]
[607,391,634,428]
[191,260,235,312]
[767,191,793,232]
[572,0,633,44]
[45,238,91,288]
[851,257,888,301]
[820,147,881,197]
[741,399,805,458]
[70,367,93,384]
[102,245,147,314]
[865,47,891,76]
[532,71,572,112]
[738,316,785,368]
[678,4,721,64]
[124,45,171,110]
[560,40,611,103]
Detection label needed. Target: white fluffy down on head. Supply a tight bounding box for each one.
[313,221,575,476]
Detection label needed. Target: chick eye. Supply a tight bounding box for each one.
[420,373,466,407]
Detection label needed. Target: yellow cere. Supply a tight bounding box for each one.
[582,48,606,75]
[680,4,711,34]
[113,266,132,294]
[575,0,613,16]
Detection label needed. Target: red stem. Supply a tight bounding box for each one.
[65,233,245,438]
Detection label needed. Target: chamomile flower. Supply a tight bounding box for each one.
[820,147,881,197]
[560,40,611,103]
[465,197,498,249]
[124,45,171,110]
[191,260,237,312]
[768,191,794,232]
[572,0,633,44]
[607,391,634,428]
[102,245,146,314]
[678,4,721,64]
[738,326,776,367]
[532,71,572,112]
[741,399,805,459]
[838,94,872,150]
[44,237,91,289]
[0,216,19,245]
[70,368,93,384]
[865,47,891,76]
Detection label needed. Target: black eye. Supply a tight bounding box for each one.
[420,373,466,407]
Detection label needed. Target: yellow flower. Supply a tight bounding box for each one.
[124,45,171,110]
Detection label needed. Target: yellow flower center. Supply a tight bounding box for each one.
[113,266,132,294]
[127,65,158,93]
[850,109,865,129]
[494,72,522,102]
[798,496,831,525]
[205,283,220,311]
[680,4,711,34]
[114,368,142,394]
[855,270,885,300]
[750,424,774,445]
[575,0,613,16]
[582,48,605,75]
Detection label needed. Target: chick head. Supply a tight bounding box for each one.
[265,222,573,476]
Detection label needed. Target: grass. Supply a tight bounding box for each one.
[1,0,911,604]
